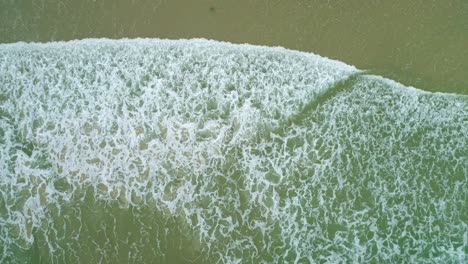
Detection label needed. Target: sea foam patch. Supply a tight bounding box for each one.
[0,39,466,263]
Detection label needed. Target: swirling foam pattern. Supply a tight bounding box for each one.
[0,39,466,263]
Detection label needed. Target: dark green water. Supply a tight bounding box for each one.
[0,1,467,264]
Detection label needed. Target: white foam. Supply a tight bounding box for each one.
[0,38,466,263]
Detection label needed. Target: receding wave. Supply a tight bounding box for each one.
[0,39,466,263]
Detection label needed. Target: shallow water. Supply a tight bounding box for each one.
[1,1,468,263]
[0,39,467,263]
[0,0,467,94]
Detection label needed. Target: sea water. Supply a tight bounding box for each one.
[0,39,466,263]
[2,0,468,94]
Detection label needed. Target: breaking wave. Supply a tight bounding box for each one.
[0,39,466,263]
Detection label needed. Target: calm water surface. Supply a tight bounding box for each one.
[1,0,467,94]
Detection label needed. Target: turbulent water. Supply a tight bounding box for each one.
[0,39,466,263]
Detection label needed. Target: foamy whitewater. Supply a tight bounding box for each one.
[0,39,466,263]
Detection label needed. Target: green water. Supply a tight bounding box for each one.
[0,1,467,263]
[0,39,466,263]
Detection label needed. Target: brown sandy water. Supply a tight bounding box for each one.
[0,0,467,94]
